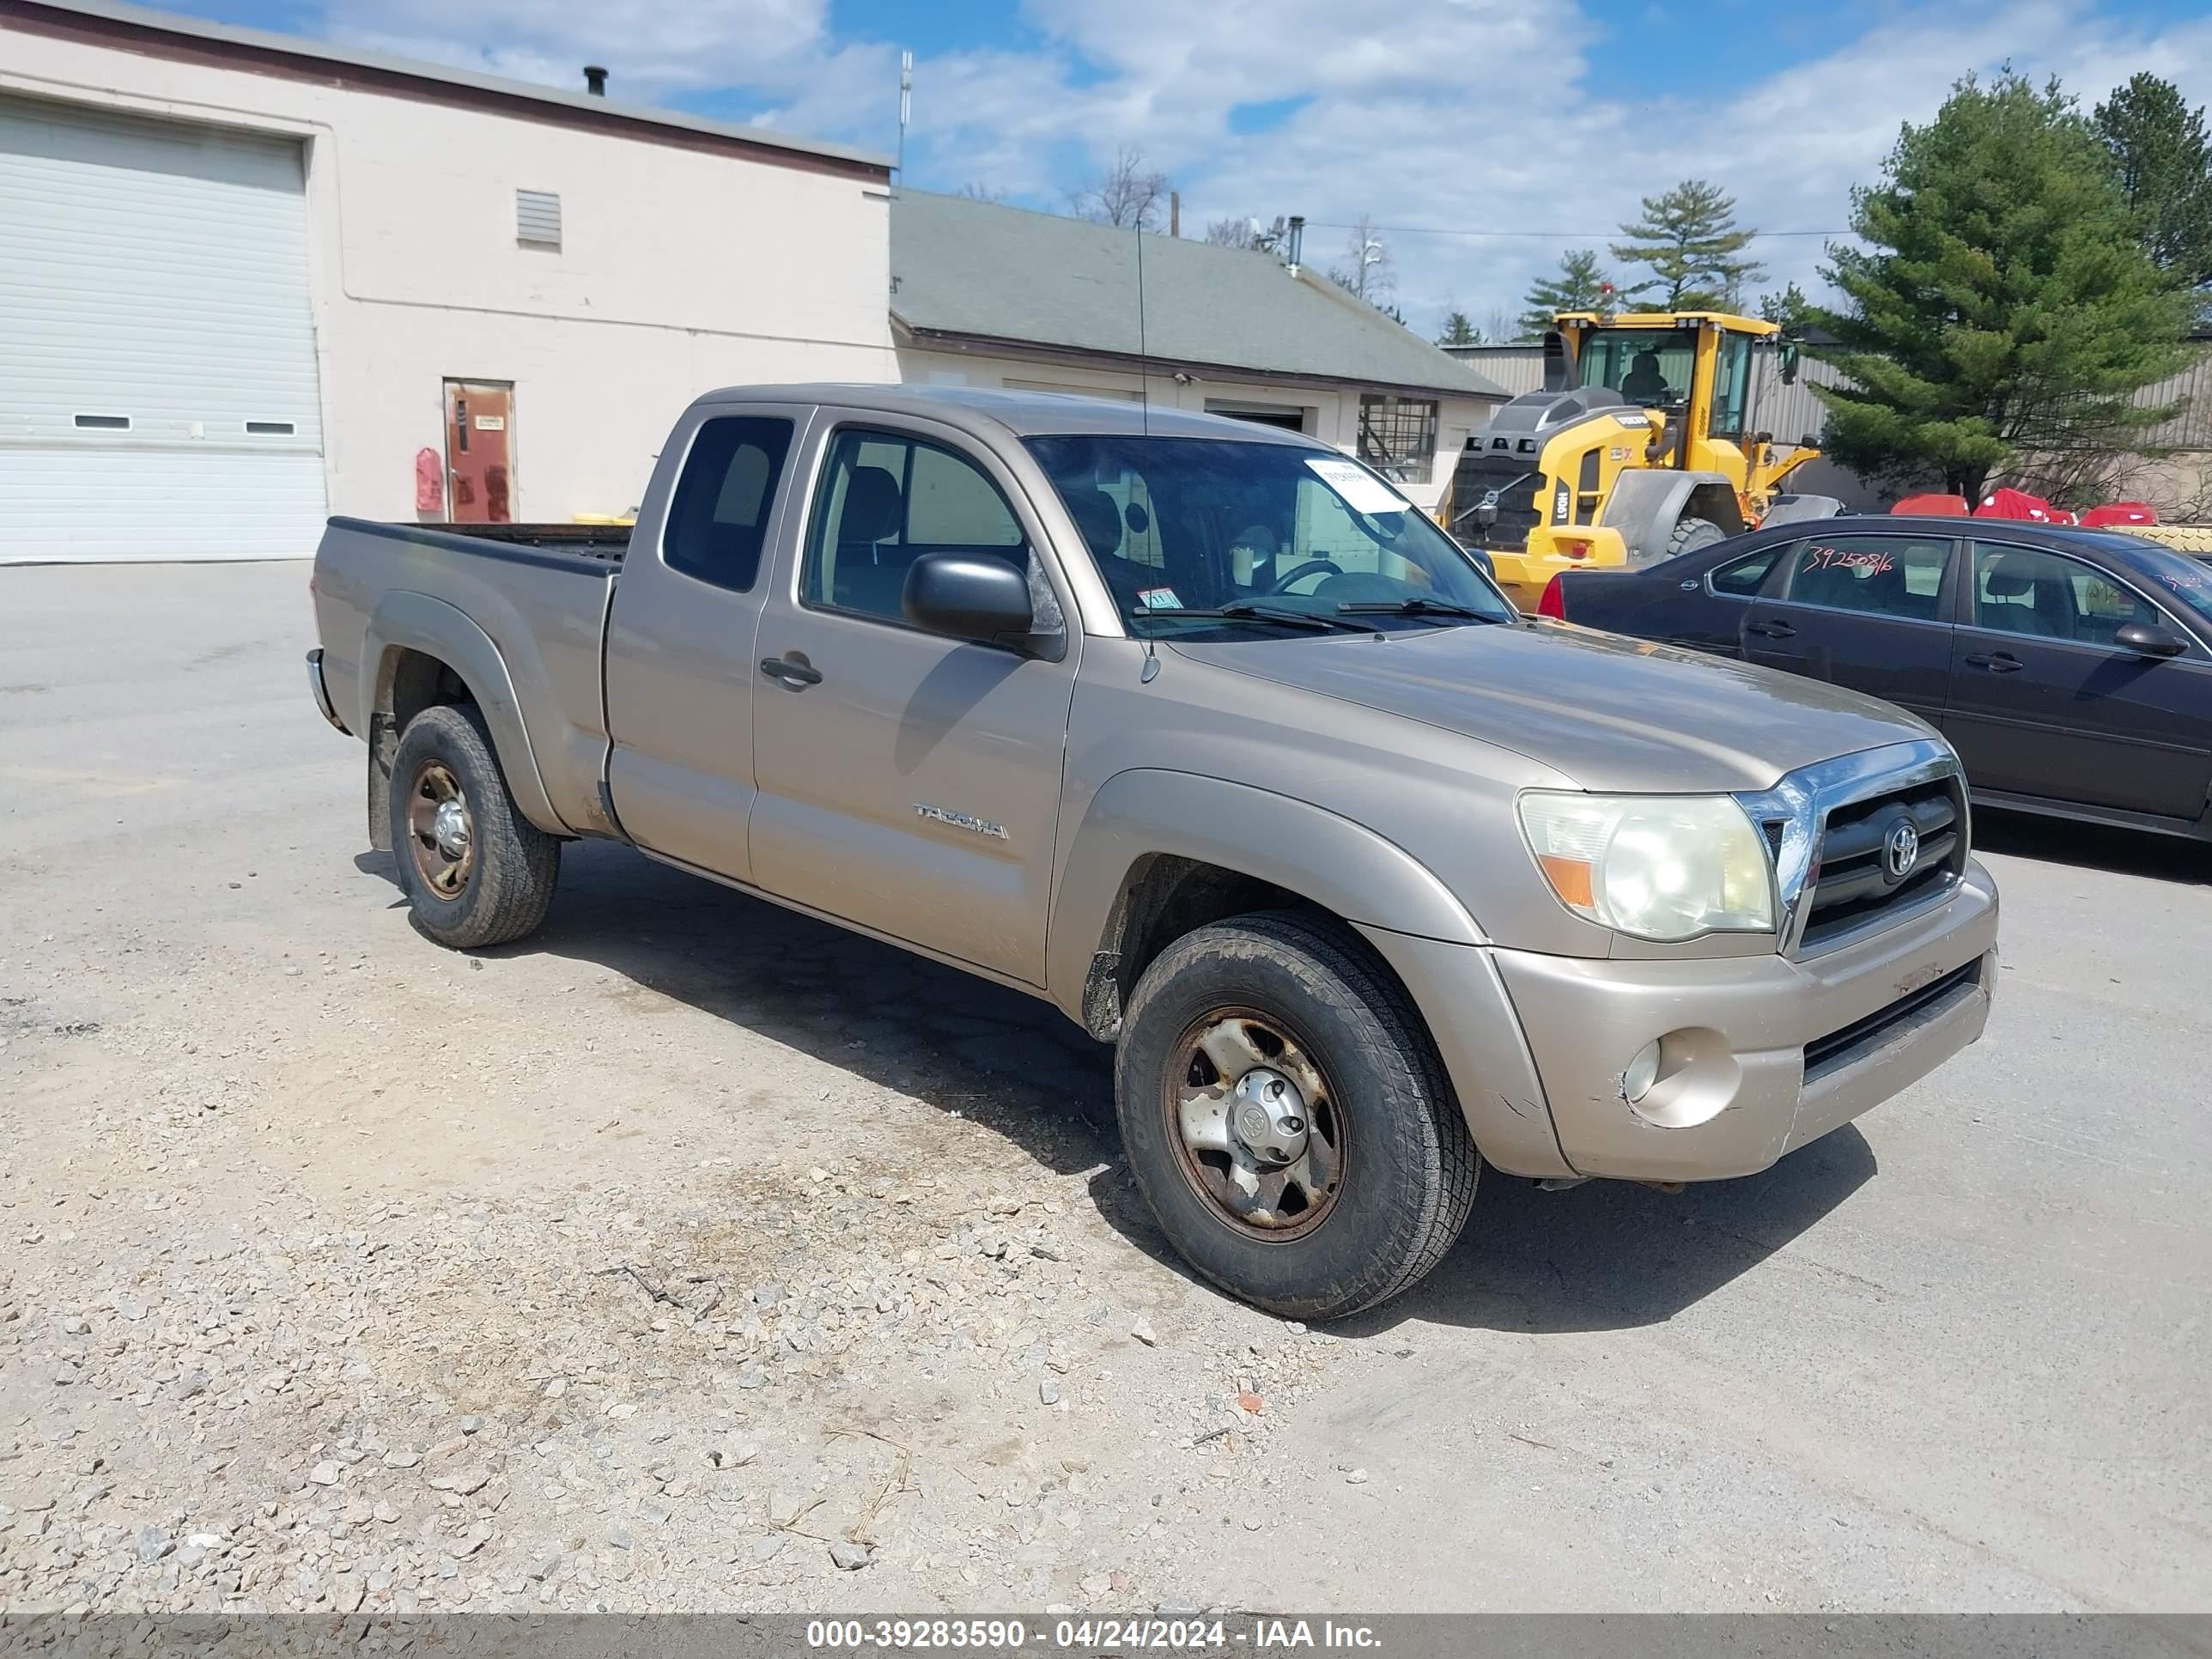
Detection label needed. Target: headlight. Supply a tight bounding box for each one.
[1518,792,1775,940]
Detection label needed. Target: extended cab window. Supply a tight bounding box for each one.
[1970,543,2164,647]
[1779,533,1950,621]
[661,416,794,592]
[803,428,1028,622]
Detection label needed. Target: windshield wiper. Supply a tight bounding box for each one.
[1336,597,1506,623]
[1127,603,1378,635]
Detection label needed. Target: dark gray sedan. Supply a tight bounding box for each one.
[1544,516,2212,841]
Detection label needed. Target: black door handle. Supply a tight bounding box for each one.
[759,655,823,687]
[1747,619,1797,640]
[1964,652,2023,674]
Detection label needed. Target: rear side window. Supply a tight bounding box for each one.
[1780,533,1951,621]
[662,416,795,592]
[1709,544,1783,596]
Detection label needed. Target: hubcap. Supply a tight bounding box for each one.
[1168,1011,1345,1239]
[406,761,475,899]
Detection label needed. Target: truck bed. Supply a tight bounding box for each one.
[324,517,629,574]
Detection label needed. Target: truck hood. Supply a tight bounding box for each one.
[1170,621,1938,794]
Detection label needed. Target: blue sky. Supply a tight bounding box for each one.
[167,0,2212,337]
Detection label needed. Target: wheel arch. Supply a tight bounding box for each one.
[361,592,562,850]
[1046,770,1485,1040]
[1600,469,1745,561]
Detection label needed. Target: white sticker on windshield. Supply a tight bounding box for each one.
[1306,457,1409,515]
[1136,585,1183,610]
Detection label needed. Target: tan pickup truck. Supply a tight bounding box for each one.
[307,385,1998,1318]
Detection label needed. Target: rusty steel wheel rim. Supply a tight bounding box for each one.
[406,760,475,899]
[1164,1006,1346,1241]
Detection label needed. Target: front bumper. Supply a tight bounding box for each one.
[1492,859,1998,1181]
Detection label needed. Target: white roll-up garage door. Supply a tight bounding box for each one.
[0,94,327,563]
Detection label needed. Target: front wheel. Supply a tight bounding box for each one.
[388,702,561,949]
[1114,912,1478,1320]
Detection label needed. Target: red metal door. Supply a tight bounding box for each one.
[444,382,514,523]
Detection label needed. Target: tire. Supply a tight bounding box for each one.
[387,702,561,950]
[1665,516,1728,556]
[1114,911,1478,1320]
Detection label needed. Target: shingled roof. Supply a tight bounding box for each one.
[890,191,1508,401]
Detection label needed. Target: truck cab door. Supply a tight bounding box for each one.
[747,412,1081,987]
[602,405,810,881]
[1737,530,1958,727]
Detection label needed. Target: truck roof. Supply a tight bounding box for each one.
[690,383,1330,447]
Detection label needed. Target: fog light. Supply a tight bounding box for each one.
[1623,1040,1661,1103]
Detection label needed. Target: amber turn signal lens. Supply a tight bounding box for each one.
[1537,854,1595,908]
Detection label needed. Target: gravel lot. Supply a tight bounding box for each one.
[3,560,2208,1616]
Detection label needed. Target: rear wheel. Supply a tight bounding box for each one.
[1665,516,1728,557]
[388,702,561,949]
[1114,912,1478,1320]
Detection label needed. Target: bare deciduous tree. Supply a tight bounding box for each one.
[954,182,1009,204]
[1328,214,1395,303]
[1068,148,1170,231]
[1204,216,1260,249]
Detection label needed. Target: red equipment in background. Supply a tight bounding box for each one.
[414,447,444,514]
[2080,501,2159,528]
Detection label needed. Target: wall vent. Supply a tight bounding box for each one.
[516,189,562,250]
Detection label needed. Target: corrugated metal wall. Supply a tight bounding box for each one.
[1445,341,2211,453]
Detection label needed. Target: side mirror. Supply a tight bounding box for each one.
[902,551,1038,650]
[2113,621,2186,659]
[1779,342,1801,386]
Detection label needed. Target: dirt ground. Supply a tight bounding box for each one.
[3,561,2209,1616]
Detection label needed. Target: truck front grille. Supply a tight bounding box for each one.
[1797,776,1966,952]
[1448,455,1544,552]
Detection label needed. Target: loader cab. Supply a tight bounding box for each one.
[1566,318,1754,439]
[1577,327,1697,411]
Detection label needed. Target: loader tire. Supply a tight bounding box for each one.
[1665,517,1729,557]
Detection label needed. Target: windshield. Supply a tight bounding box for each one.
[1023,434,1516,636]
[2124,543,2212,628]
[1578,327,1697,409]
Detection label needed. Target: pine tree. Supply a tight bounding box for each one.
[2092,73,2212,293]
[1436,310,1480,346]
[1757,282,1814,332]
[1518,249,1610,336]
[1809,72,2197,501]
[1610,182,1763,309]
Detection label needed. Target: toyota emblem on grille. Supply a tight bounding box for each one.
[1883,819,1921,883]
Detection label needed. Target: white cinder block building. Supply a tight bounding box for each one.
[0,0,896,562]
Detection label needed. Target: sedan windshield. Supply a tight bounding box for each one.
[1024,434,1516,638]
[2124,544,2212,630]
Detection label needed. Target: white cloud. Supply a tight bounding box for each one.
[310,0,2212,334]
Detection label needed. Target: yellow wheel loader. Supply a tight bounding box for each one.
[1444,311,1841,610]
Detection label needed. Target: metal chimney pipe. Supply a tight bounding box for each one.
[582,65,608,96]
[1286,216,1305,273]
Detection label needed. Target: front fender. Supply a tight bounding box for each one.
[361,591,563,838]
[1043,769,1484,1024]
